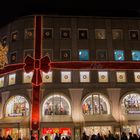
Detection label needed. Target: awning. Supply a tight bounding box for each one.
[0,116,30,128]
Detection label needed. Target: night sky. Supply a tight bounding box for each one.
[0,1,140,28]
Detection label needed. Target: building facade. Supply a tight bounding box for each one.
[0,15,140,140]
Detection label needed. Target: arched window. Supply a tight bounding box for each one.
[5,96,29,117]
[121,93,140,114]
[82,94,110,115]
[43,94,71,116]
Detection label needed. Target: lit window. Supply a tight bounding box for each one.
[80,71,90,82]
[116,72,126,82]
[23,72,33,83]
[43,94,71,116]
[9,73,16,85]
[79,50,89,61]
[134,72,140,82]
[132,50,140,61]
[129,30,139,40]
[24,28,34,39]
[121,93,140,114]
[82,94,110,115]
[42,72,53,83]
[112,29,123,40]
[114,50,124,61]
[61,71,71,83]
[95,29,106,39]
[98,71,108,82]
[6,95,29,117]
[0,77,4,88]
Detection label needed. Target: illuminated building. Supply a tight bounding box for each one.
[0,15,140,140]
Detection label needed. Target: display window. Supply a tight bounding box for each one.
[42,128,71,140]
[83,126,112,136]
[121,93,140,114]
[82,94,110,115]
[43,95,71,116]
[5,96,29,117]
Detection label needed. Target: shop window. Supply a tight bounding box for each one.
[114,50,125,61]
[43,94,71,115]
[24,28,34,39]
[134,72,140,82]
[60,49,71,61]
[95,29,106,39]
[10,52,17,63]
[80,71,90,83]
[96,50,107,61]
[98,71,109,82]
[9,73,16,85]
[23,72,33,83]
[60,28,71,39]
[129,30,139,40]
[61,71,71,83]
[78,29,88,39]
[112,29,123,40]
[79,49,89,61]
[116,72,127,83]
[121,93,140,114]
[11,31,18,42]
[43,28,53,39]
[5,95,29,117]
[131,50,140,61]
[82,94,110,115]
[42,71,53,83]
[0,77,4,88]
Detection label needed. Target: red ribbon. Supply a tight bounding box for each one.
[24,56,50,85]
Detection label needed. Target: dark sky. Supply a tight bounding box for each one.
[0,1,140,28]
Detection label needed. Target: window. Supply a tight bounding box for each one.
[80,71,90,82]
[43,94,71,115]
[129,30,139,40]
[10,52,17,63]
[60,28,71,39]
[114,50,124,61]
[9,73,16,85]
[0,77,4,88]
[98,71,108,82]
[132,50,140,61]
[112,29,123,40]
[121,93,140,114]
[1,36,7,46]
[42,72,53,83]
[42,49,53,60]
[82,94,110,115]
[24,49,33,58]
[96,50,107,61]
[60,49,71,61]
[95,29,106,39]
[134,72,140,82]
[23,72,33,83]
[61,71,71,83]
[43,28,53,39]
[79,49,89,61]
[11,31,18,41]
[78,29,88,39]
[116,72,126,82]
[5,96,29,117]
[24,28,34,39]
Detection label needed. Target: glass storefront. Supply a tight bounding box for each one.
[42,128,71,140]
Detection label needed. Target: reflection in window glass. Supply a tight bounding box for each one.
[132,50,140,61]
[114,50,124,61]
[121,93,140,114]
[23,72,33,83]
[82,94,110,115]
[79,50,89,61]
[6,96,29,117]
[43,95,71,116]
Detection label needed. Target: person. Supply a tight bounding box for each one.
[81,132,89,140]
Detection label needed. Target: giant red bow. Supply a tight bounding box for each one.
[24,55,50,85]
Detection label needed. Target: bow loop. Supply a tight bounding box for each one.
[24,56,34,73]
[40,55,50,73]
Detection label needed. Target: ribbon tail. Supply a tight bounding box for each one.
[32,69,42,86]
